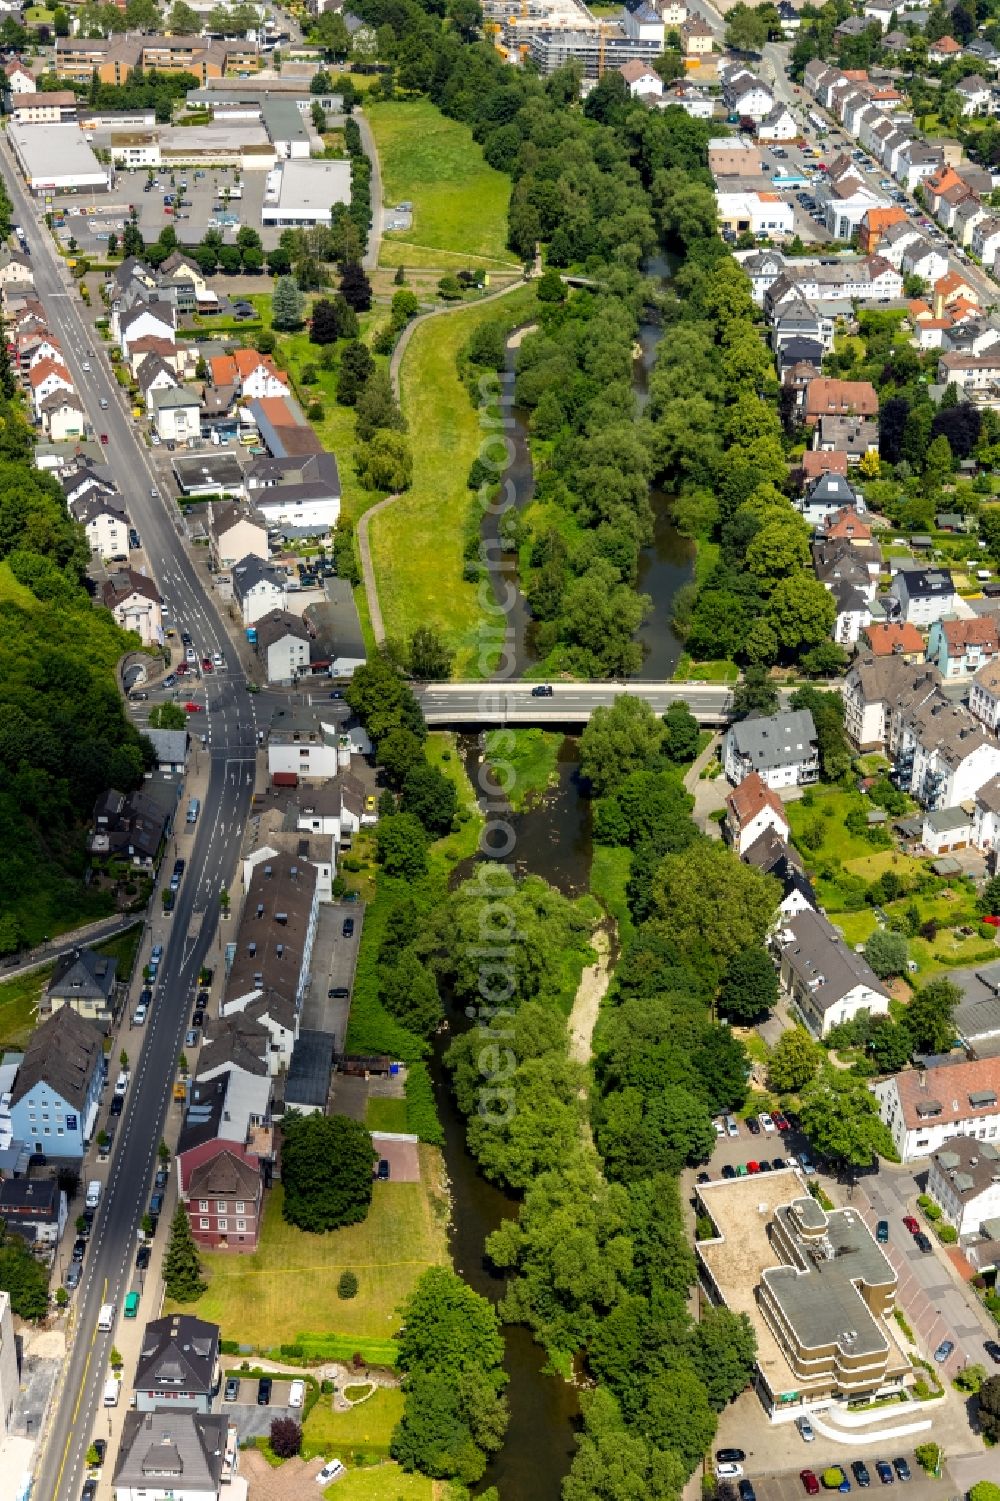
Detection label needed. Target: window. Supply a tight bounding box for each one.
[236,1219,246,1232]
[235,1201,245,1213]
[200,1218,210,1229]
[199,1200,208,1212]
[216,1201,226,1213]
[218,1218,228,1231]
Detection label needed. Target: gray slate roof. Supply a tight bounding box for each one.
[135,1314,219,1397]
[9,1006,102,1109]
[48,946,117,1004]
[114,1409,227,1493]
[780,907,888,1014]
[727,709,817,773]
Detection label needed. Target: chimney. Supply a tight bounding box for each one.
[918,1070,927,1088]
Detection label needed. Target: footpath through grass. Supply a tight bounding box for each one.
[370,284,538,676]
[365,98,516,269]
[166,1173,447,1347]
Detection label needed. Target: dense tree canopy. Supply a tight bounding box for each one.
[280,1112,375,1231]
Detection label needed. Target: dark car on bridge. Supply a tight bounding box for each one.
[531,684,554,696]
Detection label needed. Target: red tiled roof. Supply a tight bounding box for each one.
[725,771,789,831]
[892,1057,1000,1130]
[863,622,925,656]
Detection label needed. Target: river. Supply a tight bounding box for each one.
[432,265,693,1500]
[480,266,695,680]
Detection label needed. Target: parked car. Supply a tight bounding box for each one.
[759,1112,776,1133]
[772,1156,786,1169]
[801,1472,820,1496]
[891,1459,910,1482]
[739,1482,756,1501]
[315,1460,346,1485]
[224,1376,240,1402]
[257,1377,272,1405]
[82,1481,97,1501]
[342,918,354,937]
[985,1339,1000,1364]
[796,1415,815,1442]
[133,1004,147,1025]
[876,1221,889,1243]
[914,1231,933,1253]
[902,1215,919,1233]
[696,1171,711,1185]
[852,1463,871,1488]
[746,1160,760,1174]
[717,1464,744,1481]
[874,1461,894,1485]
[65,1263,82,1290]
[192,1008,205,1026]
[136,1244,150,1270]
[376,1159,390,1181]
[71,1238,86,1263]
[185,1029,199,1047]
[721,1163,736,1179]
[933,1339,954,1363]
[717,1451,746,1465]
[289,1380,305,1409]
[747,1117,761,1135]
[774,1111,791,1131]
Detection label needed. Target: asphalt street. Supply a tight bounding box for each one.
[414,681,734,724]
[0,139,258,1501]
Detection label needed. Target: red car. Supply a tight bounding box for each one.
[903,1215,920,1234]
[100,433,108,444]
[175,662,189,675]
[773,1111,791,1131]
[747,1160,760,1174]
[184,701,202,713]
[801,1471,820,1497]
[201,657,213,672]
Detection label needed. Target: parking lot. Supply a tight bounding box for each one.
[50,164,275,253]
[300,900,362,1048]
[740,1455,956,1501]
[222,1374,301,1443]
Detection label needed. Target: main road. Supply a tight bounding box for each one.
[415,680,734,725]
[0,142,258,1501]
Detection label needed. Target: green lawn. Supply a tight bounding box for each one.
[166,1177,447,1346]
[0,559,39,609]
[369,284,538,676]
[0,966,46,1052]
[424,732,484,875]
[303,1387,404,1460]
[366,1098,408,1133]
[365,98,517,269]
[673,653,739,684]
[321,1465,431,1501]
[484,728,562,811]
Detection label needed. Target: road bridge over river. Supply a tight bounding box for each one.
[414,681,734,726]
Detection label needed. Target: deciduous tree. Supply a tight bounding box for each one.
[281,1112,375,1232]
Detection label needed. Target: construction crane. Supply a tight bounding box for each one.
[597,21,609,78]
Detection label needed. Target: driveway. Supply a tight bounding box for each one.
[852,1169,999,1379]
[300,902,362,1049]
[223,1377,297,1443]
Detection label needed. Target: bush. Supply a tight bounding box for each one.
[280,1343,304,1358]
[220,1339,240,1355]
[913,1442,939,1474]
[936,1223,958,1243]
[337,1270,359,1300]
[269,1418,302,1459]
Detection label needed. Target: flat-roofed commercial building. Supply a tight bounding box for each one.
[261,159,351,227]
[8,122,110,194]
[696,1172,912,1419]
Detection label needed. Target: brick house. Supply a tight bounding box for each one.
[178,1139,263,1251]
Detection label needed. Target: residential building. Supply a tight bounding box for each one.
[743,829,818,919]
[715,191,795,238]
[872,1057,1000,1162]
[860,621,925,661]
[708,137,762,177]
[254,608,312,684]
[8,1006,104,1158]
[680,16,713,55]
[211,349,289,401]
[178,1141,263,1252]
[5,60,36,94]
[927,617,1000,677]
[619,59,663,97]
[796,472,862,529]
[150,386,200,443]
[697,1174,908,1415]
[0,1178,68,1247]
[893,693,1000,809]
[888,567,956,626]
[777,907,890,1037]
[116,299,176,357]
[41,392,86,442]
[103,567,162,646]
[956,74,992,115]
[207,501,268,570]
[974,774,1000,852]
[113,1409,231,1501]
[222,852,319,1027]
[814,415,879,462]
[134,1315,220,1413]
[723,709,819,790]
[267,704,346,782]
[971,660,1000,732]
[231,555,287,627]
[927,1137,1000,1235]
[43,946,117,1024]
[56,31,261,83]
[724,771,791,856]
[948,962,1000,1052]
[73,494,130,558]
[144,728,188,773]
[921,805,974,855]
[859,205,907,252]
[803,378,879,424]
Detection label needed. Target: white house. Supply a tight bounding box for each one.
[231,555,287,626]
[113,1409,232,1501]
[970,660,1000,732]
[758,103,798,140]
[894,695,1000,809]
[103,568,162,646]
[872,1058,1000,1163]
[723,709,819,790]
[724,771,792,855]
[902,239,949,286]
[254,608,312,684]
[778,908,890,1038]
[208,501,268,570]
[921,805,974,855]
[927,1137,1000,1235]
[0,1291,17,1433]
[973,775,1000,853]
[888,567,956,627]
[150,386,200,443]
[716,191,795,238]
[267,705,346,781]
[117,300,176,357]
[619,59,664,98]
[5,60,35,94]
[973,216,1000,265]
[956,74,993,115]
[40,392,85,441]
[28,356,73,415]
[74,494,130,556]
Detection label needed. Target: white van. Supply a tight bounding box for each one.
[114,1071,129,1098]
[186,797,200,824]
[288,1379,305,1409]
[85,1180,101,1210]
[97,1302,116,1332]
[103,1377,120,1407]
